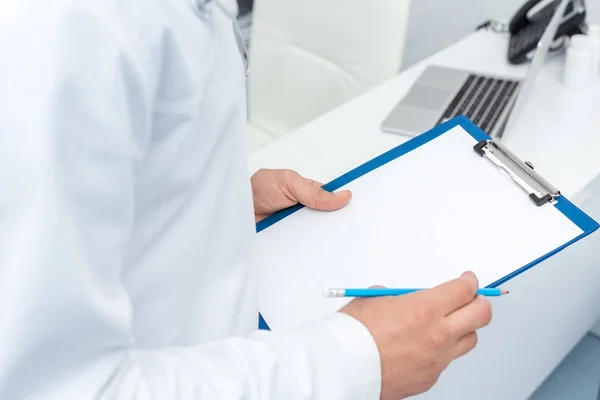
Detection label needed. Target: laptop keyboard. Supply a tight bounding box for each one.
[437,74,520,134]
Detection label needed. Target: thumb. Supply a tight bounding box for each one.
[290,176,352,211]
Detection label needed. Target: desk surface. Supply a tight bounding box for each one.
[248,30,600,400]
[248,30,600,199]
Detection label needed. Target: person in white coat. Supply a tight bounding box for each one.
[0,0,492,399]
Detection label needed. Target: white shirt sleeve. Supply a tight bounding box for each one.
[0,2,381,399]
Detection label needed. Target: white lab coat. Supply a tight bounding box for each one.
[0,0,381,398]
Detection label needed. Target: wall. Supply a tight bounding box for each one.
[401,0,600,69]
[588,0,600,25]
[401,0,524,68]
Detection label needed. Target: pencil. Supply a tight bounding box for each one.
[323,288,509,298]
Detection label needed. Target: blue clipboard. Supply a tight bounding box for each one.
[256,115,599,331]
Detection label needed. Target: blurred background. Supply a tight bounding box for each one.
[238,0,600,151]
[237,0,600,68]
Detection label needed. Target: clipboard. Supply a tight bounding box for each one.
[253,115,599,331]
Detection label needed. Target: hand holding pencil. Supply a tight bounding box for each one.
[338,271,493,400]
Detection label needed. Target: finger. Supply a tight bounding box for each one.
[427,271,479,315]
[445,295,492,338]
[451,331,478,360]
[289,174,351,211]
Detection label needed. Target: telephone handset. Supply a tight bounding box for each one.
[507,0,587,64]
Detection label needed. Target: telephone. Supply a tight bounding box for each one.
[507,0,587,64]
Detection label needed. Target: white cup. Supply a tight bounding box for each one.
[587,24,600,78]
[563,34,596,89]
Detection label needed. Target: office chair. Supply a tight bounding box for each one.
[246,0,412,152]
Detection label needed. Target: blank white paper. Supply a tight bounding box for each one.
[251,126,583,332]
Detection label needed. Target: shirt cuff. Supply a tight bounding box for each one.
[320,312,382,400]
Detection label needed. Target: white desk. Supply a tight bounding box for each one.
[248,30,600,400]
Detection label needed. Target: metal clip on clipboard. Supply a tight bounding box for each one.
[473,140,560,207]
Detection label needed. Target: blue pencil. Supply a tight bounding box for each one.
[323,287,509,298]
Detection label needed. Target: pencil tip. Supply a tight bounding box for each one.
[323,289,344,298]
[502,290,510,295]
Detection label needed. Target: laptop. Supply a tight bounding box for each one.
[381,0,571,140]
